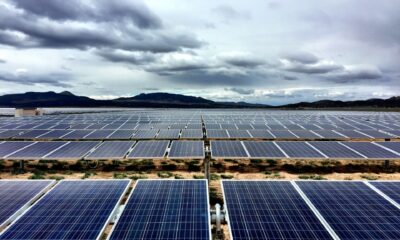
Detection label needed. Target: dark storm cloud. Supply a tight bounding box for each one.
[221,55,265,68]
[0,1,203,52]
[325,66,383,83]
[284,62,343,74]
[225,87,255,95]
[12,0,162,29]
[0,71,72,87]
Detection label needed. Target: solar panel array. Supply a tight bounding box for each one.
[0,180,54,230]
[223,180,400,240]
[109,180,211,240]
[0,180,130,240]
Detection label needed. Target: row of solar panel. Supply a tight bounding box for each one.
[0,179,211,240]
[1,128,399,141]
[0,140,205,160]
[211,141,400,159]
[0,123,203,130]
[223,180,400,240]
[0,129,204,140]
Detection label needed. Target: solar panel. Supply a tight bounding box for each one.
[222,181,332,240]
[85,141,135,159]
[0,141,35,158]
[109,180,211,240]
[0,180,55,231]
[374,142,400,155]
[128,140,169,159]
[369,181,400,204]
[205,123,221,129]
[107,130,135,139]
[84,129,114,139]
[0,180,130,240]
[311,130,346,139]
[168,141,204,159]
[385,130,400,137]
[356,130,393,138]
[296,181,400,239]
[43,141,100,159]
[181,129,203,139]
[7,141,68,159]
[157,129,181,139]
[210,141,248,158]
[334,130,368,138]
[242,141,286,158]
[227,130,251,138]
[276,141,325,158]
[248,130,274,139]
[16,129,50,139]
[38,129,73,139]
[132,130,158,139]
[60,129,94,139]
[291,130,322,139]
[269,130,298,139]
[341,142,400,159]
[206,129,229,139]
[0,130,24,139]
[308,141,365,159]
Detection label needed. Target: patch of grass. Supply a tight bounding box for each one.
[81,171,94,179]
[129,174,148,180]
[48,175,65,181]
[113,172,128,179]
[193,175,205,179]
[174,174,184,179]
[209,187,223,205]
[298,174,327,180]
[210,173,221,181]
[157,171,173,178]
[220,174,234,179]
[360,174,379,180]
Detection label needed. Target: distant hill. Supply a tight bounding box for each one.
[0,91,398,109]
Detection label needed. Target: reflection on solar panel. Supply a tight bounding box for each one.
[44,141,100,159]
[0,180,54,230]
[276,141,325,158]
[157,129,181,139]
[132,130,158,139]
[107,130,135,139]
[84,130,114,139]
[369,181,400,204]
[243,141,286,158]
[16,129,50,139]
[227,130,251,138]
[38,130,72,139]
[169,141,204,158]
[334,130,366,138]
[342,142,399,158]
[210,141,248,158]
[308,141,364,158]
[109,180,211,240]
[375,142,400,155]
[206,129,229,138]
[86,141,135,159]
[7,141,67,159]
[269,130,298,139]
[296,181,400,240]
[0,180,130,240]
[181,129,203,139]
[357,130,393,138]
[222,181,332,240]
[128,140,169,159]
[60,130,94,139]
[0,141,35,158]
[248,130,274,138]
[0,130,24,139]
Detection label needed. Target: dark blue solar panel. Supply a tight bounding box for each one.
[107,130,135,139]
[0,130,25,138]
[0,141,35,158]
[210,141,248,158]
[109,180,210,240]
[375,142,400,155]
[7,141,67,159]
[206,130,229,138]
[128,140,169,158]
[342,142,399,158]
[86,141,135,159]
[168,141,204,158]
[0,180,54,229]
[308,141,364,158]
[44,141,100,159]
[297,181,400,240]
[369,181,400,204]
[276,141,325,158]
[60,130,94,139]
[222,181,332,240]
[242,141,286,158]
[0,180,130,240]
[248,130,274,138]
[270,130,298,139]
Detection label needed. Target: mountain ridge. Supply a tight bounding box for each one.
[0,91,399,109]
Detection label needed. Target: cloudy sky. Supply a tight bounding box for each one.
[0,0,399,105]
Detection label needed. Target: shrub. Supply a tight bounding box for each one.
[157,171,173,178]
[220,174,234,179]
[48,175,65,181]
[193,175,205,179]
[130,174,148,180]
[174,174,184,179]
[360,174,379,180]
[81,171,93,179]
[210,173,221,181]
[113,172,127,179]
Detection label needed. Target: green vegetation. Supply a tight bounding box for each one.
[193,175,205,179]
[220,174,234,179]
[210,173,221,181]
[360,174,380,180]
[129,174,148,180]
[48,175,65,181]
[113,172,128,179]
[174,174,184,179]
[298,174,327,180]
[157,171,173,178]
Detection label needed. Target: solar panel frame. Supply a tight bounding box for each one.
[168,140,205,159]
[107,179,211,240]
[0,179,131,240]
[0,180,55,232]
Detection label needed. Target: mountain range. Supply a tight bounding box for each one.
[0,91,399,109]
